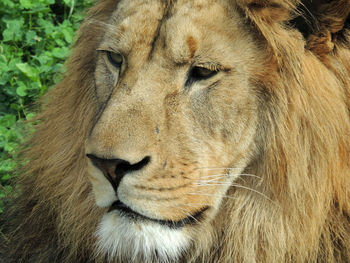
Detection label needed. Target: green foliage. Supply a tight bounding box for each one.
[0,0,93,213]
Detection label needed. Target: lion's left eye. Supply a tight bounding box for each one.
[106,51,123,68]
[191,67,217,80]
[186,66,218,87]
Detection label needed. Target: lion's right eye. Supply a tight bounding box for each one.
[106,51,123,68]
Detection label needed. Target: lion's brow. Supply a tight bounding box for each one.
[161,0,176,7]
[148,0,176,60]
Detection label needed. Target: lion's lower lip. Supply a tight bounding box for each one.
[108,200,209,229]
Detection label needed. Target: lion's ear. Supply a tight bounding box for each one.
[238,0,350,31]
[298,0,350,35]
[295,0,350,61]
[238,0,350,62]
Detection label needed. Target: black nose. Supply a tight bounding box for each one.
[86,154,150,192]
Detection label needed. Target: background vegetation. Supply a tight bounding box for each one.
[0,0,93,213]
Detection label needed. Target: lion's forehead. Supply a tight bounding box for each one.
[103,0,240,64]
[102,0,164,56]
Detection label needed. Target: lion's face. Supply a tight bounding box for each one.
[86,0,262,261]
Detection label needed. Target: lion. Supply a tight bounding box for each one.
[1,0,350,262]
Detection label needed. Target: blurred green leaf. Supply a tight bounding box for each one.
[51,47,69,59]
[16,63,40,81]
[2,18,24,42]
[19,0,36,9]
[16,85,28,97]
[25,30,37,45]
[0,160,15,173]
[0,115,16,128]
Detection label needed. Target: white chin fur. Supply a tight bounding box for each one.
[96,212,191,263]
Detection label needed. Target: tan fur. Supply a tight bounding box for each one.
[1,0,350,262]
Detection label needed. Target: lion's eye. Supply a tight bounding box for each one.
[186,66,218,87]
[190,66,217,81]
[106,51,123,68]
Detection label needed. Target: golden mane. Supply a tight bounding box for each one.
[1,0,350,262]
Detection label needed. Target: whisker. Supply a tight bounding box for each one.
[237,174,261,179]
[166,204,199,223]
[180,203,209,208]
[190,183,273,203]
[194,183,233,186]
[153,200,210,223]
[232,183,273,202]
[196,167,244,171]
[198,174,228,179]
[195,177,224,184]
[197,173,261,179]
[187,192,239,200]
[237,176,247,183]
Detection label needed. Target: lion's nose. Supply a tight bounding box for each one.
[86,154,150,192]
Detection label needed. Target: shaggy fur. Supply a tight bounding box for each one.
[1,0,350,262]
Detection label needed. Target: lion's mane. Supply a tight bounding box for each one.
[1,0,350,262]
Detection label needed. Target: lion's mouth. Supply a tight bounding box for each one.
[109,200,209,228]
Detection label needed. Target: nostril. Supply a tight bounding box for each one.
[86,154,150,191]
[112,156,150,177]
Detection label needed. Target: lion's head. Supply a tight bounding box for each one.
[85,1,262,260]
[2,0,350,262]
